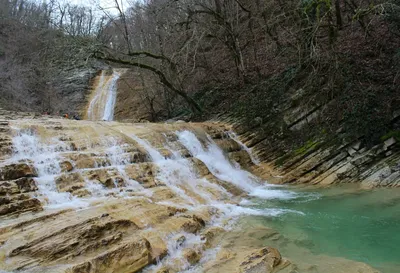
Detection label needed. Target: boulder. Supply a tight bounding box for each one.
[15,177,38,192]
[125,163,157,188]
[67,238,152,273]
[0,181,19,195]
[201,226,225,247]
[75,157,97,169]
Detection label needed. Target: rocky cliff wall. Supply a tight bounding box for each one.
[222,94,400,188]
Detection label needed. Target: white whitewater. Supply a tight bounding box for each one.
[177,130,298,200]
[87,69,126,121]
[140,130,302,272]
[9,125,298,210]
[128,134,230,206]
[10,130,145,208]
[10,128,87,208]
[227,130,261,165]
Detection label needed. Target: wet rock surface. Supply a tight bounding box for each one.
[0,112,383,273]
[0,113,264,272]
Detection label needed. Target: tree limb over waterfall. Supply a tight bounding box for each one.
[95,48,202,113]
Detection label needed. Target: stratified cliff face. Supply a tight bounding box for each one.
[48,67,99,116]
[113,70,171,122]
[222,88,400,188]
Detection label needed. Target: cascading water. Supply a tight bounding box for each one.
[133,130,302,272]
[87,69,126,121]
[177,130,298,200]
[128,134,232,207]
[10,128,87,208]
[227,131,260,165]
[2,120,308,273]
[2,118,399,273]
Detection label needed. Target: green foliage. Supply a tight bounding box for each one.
[295,140,320,155]
[275,139,321,167]
[381,130,400,142]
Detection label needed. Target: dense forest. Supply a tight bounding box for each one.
[1,0,400,148]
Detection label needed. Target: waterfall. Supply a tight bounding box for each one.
[177,130,298,200]
[87,69,126,121]
[8,123,298,209]
[3,121,305,273]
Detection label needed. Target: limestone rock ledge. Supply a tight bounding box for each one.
[0,113,282,273]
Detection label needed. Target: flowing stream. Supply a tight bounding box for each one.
[7,121,400,272]
[1,76,399,272]
[4,120,305,272]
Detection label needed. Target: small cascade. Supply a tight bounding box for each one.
[128,134,231,207]
[10,128,87,208]
[227,130,260,165]
[87,69,127,121]
[177,130,297,200]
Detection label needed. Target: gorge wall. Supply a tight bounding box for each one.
[220,92,400,189]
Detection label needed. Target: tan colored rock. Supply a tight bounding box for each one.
[15,177,38,192]
[155,267,170,273]
[60,161,74,172]
[68,238,152,273]
[75,157,97,169]
[0,197,41,216]
[0,181,19,195]
[0,177,37,195]
[183,248,201,265]
[201,226,225,247]
[239,247,282,273]
[82,168,125,188]
[125,163,157,188]
[214,139,242,153]
[72,188,91,197]
[55,172,85,192]
[10,218,139,262]
[141,231,168,260]
[228,151,253,168]
[0,163,37,181]
[191,158,210,176]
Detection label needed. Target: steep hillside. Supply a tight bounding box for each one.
[0,16,105,116]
